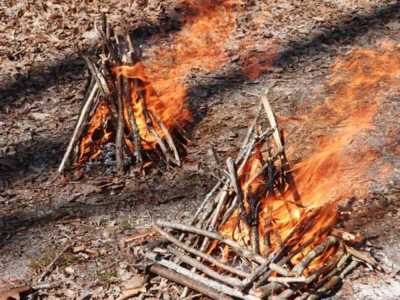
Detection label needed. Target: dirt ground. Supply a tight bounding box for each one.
[1,1,400,299]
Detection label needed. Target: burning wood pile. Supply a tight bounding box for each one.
[59,17,186,175]
[145,93,377,299]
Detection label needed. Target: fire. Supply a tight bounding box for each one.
[220,41,400,273]
[144,0,237,83]
[79,101,113,162]
[77,61,190,164]
[77,0,238,166]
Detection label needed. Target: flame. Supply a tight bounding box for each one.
[78,0,238,165]
[144,0,237,82]
[78,62,191,164]
[78,101,113,163]
[220,41,400,272]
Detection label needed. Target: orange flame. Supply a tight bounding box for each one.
[144,0,237,83]
[220,40,400,272]
[78,0,238,165]
[78,62,191,163]
[78,101,113,163]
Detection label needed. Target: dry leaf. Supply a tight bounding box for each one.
[0,285,30,300]
[117,275,146,300]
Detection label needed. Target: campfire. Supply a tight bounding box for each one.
[58,16,190,174]
[145,93,378,299]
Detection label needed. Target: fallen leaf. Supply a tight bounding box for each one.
[117,287,146,300]
[117,275,146,300]
[122,275,145,290]
[0,285,30,300]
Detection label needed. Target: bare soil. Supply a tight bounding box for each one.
[1,1,400,299]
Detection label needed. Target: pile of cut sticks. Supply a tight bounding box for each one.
[145,91,378,299]
[59,16,181,174]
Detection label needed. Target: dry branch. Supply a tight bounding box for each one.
[58,82,98,173]
[149,264,234,300]
[154,224,249,277]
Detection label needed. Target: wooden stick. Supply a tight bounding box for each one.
[292,236,338,276]
[180,187,230,298]
[261,88,283,153]
[344,245,378,269]
[293,293,312,300]
[226,157,248,231]
[317,275,341,294]
[115,76,125,174]
[38,243,71,282]
[240,256,275,291]
[239,103,262,158]
[169,248,242,287]
[271,289,295,300]
[146,253,259,300]
[83,56,111,97]
[149,111,181,166]
[149,264,234,300]
[339,260,359,278]
[120,34,143,166]
[221,195,238,224]
[153,224,249,277]
[58,82,98,173]
[156,220,265,264]
[250,282,283,298]
[268,276,306,283]
[148,124,176,164]
[124,80,143,165]
[191,180,225,225]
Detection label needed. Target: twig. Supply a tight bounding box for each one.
[317,275,341,294]
[156,220,265,264]
[261,87,283,153]
[292,236,338,275]
[191,180,225,225]
[83,56,111,97]
[115,76,125,174]
[32,281,62,290]
[271,289,295,300]
[226,158,249,238]
[153,224,249,277]
[146,254,259,300]
[169,248,242,287]
[250,282,283,298]
[122,76,143,166]
[38,243,71,282]
[344,244,378,269]
[58,82,99,173]
[268,276,306,283]
[149,263,234,300]
[239,103,262,158]
[149,111,181,166]
[339,260,359,278]
[180,186,231,298]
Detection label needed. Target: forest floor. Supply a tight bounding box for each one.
[1,1,400,299]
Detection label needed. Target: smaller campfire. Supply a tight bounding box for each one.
[145,92,378,299]
[59,16,185,174]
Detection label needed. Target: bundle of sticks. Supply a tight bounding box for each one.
[58,16,181,175]
[145,92,378,299]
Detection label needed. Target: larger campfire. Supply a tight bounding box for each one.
[145,93,379,300]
